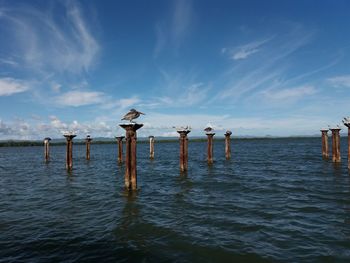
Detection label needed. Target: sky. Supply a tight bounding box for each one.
[0,0,350,139]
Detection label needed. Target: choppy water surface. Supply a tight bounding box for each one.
[0,137,350,262]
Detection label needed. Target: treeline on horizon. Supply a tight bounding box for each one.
[0,136,320,147]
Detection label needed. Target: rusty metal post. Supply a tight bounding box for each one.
[63,134,76,170]
[120,124,143,191]
[115,136,125,164]
[320,129,329,159]
[343,122,350,169]
[224,131,232,160]
[206,132,215,165]
[149,136,155,159]
[177,130,191,172]
[43,137,51,162]
[85,135,92,160]
[348,127,350,170]
[330,127,341,163]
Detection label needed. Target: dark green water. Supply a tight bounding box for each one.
[0,138,350,262]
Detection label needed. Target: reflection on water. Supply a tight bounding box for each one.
[0,138,350,261]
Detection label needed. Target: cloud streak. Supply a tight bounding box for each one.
[223,37,273,60]
[154,0,194,56]
[328,75,350,88]
[0,1,99,74]
[262,85,316,100]
[54,90,105,107]
[0,78,29,96]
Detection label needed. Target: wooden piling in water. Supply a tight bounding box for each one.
[320,129,329,159]
[63,134,76,170]
[177,130,190,172]
[149,136,155,159]
[206,132,215,165]
[44,137,51,162]
[224,131,232,160]
[330,127,341,163]
[120,123,143,191]
[343,121,350,169]
[115,136,125,164]
[85,135,92,160]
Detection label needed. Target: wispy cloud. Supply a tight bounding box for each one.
[216,24,315,103]
[0,1,99,74]
[156,83,209,107]
[223,37,273,60]
[100,97,140,110]
[154,0,194,56]
[0,78,29,96]
[55,90,105,107]
[328,75,350,88]
[262,85,316,100]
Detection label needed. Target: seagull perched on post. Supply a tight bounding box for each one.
[204,123,214,133]
[121,109,145,123]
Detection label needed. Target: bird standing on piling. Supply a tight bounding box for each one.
[121,109,145,123]
[204,123,214,133]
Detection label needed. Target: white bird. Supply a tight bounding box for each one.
[173,125,191,131]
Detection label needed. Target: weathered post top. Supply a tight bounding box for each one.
[320,128,329,132]
[63,132,77,140]
[44,137,51,142]
[115,135,125,140]
[119,123,143,131]
[85,134,93,142]
[225,130,232,136]
[149,135,155,139]
[329,126,342,132]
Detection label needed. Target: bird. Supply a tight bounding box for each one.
[121,109,145,123]
[173,125,191,131]
[204,123,214,133]
[343,117,350,126]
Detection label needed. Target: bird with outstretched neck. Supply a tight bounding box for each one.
[121,109,145,123]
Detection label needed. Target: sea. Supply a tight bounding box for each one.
[0,137,349,262]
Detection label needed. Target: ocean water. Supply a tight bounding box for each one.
[0,138,350,262]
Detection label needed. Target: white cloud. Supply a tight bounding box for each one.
[223,37,273,60]
[216,26,314,102]
[0,1,99,74]
[153,83,209,108]
[172,0,193,44]
[55,90,105,107]
[0,78,29,96]
[262,85,316,100]
[328,75,350,88]
[154,0,194,56]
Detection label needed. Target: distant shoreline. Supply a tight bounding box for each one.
[0,136,322,147]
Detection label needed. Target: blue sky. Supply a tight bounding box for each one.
[0,0,350,139]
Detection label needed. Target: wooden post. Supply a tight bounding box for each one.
[343,122,350,169]
[63,134,76,170]
[85,135,92,160]
[177,130,191,172]
[206,132,215,165]
[43,137,51,162]
[115,136,125,164]
[120,124,143,191]
[348,127,350,170]
[149,136,155,159]
[320,129,329,159]
[330,127,341,163]
[224,131,232,160]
